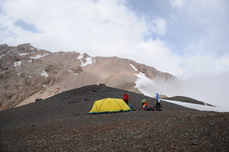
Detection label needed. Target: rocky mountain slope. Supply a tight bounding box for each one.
[0,43,173,110]
[0,85,228,152]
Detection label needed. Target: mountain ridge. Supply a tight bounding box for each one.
[0,43,174,110]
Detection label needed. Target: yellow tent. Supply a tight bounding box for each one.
[89,98,131,114]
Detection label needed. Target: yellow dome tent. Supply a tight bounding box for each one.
[89,98,131,114]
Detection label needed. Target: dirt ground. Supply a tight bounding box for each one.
[1,85,229,152]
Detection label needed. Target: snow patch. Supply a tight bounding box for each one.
[28,60,32,63]
[19,53,29,56]
[77,53,84,60]
[162,99,229,112]
[41,70,48,78]
[0,54,5,59]
[130,64,138,72]
[14,61,22,67]
[69,69,79,75]
[131,63,155,97]
[30,53,49,59]
[81,57,95,66]
[77,53,95,66]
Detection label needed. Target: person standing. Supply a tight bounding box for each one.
[155,93,162,110]
[156,93,160,102]
[123,92,129,105]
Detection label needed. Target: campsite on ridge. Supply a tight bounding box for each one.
[0,85,229,151]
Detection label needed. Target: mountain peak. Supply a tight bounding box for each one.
[0,43,174,110]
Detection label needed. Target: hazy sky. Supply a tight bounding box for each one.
[0,0,229,106]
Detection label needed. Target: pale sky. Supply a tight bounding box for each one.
[1,0,229,106]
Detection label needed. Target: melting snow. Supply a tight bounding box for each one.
[14,61,22,67]
[19,53,29,56]
[30,53,49,59]
[161,99,229,112]
[41,70,48,78]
